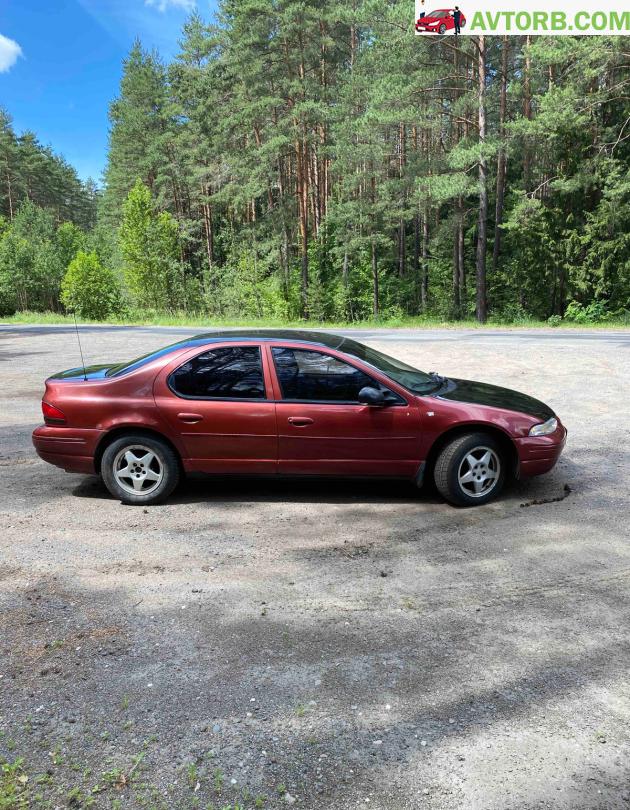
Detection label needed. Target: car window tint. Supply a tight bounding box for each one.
[272,347,399,403]
[170,346,265,399]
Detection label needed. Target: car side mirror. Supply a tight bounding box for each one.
[358,386,386,407]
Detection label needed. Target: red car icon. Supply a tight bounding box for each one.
[415,8,466,33]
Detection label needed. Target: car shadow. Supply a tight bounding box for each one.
[70,469,574,508]
[71,473,447,506]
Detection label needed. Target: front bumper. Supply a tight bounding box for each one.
[515,424,567,478]
[32,425,103,474]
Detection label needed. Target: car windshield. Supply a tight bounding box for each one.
[428,10,447,16]
[335,338,440,394]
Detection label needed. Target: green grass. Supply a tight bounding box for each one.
[1,758,30,809]
[2,310,630,330]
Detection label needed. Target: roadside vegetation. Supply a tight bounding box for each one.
[3,310,630,330]
[0,10,629,328]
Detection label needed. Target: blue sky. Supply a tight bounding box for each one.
[0,0,218,183]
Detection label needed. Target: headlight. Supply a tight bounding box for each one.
[529,417,558,436]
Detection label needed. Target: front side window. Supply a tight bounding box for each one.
[272,347,402,403]
[169,346,265,399]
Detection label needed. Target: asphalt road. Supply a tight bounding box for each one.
[1,324,629,809]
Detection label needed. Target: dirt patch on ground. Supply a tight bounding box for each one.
[1,326,629,809]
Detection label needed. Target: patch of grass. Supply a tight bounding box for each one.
[213,767,224,792]
[49,746,64,767]
[186,762,199,789]
[1,758,30,809]
[4,310,630,330]
[44,638,63,651]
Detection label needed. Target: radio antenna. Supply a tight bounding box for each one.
[73,311,88,381]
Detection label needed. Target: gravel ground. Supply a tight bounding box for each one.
[1,325,629,810]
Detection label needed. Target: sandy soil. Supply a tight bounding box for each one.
[1,325,629,809]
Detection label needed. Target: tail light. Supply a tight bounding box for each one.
[42,401,67,425]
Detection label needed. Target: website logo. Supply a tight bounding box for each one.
[414,0,630,35]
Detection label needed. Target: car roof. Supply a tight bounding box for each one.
[106,330,358,377]
[177,329,348,351]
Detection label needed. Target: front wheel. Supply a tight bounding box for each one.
[101,434,180,505]
[434,432,506,506]
[438,23,446,33]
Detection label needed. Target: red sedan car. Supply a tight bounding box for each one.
[32,330,566,507]
[415,9,466,33]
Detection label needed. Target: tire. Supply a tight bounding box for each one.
[101,433,180,506]
[439,23,446,33]
[434,432,506,507]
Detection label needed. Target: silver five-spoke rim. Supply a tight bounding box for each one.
[113,445,163,496]
[457,446,500,498]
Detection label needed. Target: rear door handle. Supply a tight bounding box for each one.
[288,417,314,427]
[177,412,203,424]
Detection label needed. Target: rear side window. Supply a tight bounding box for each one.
[272,347,402,403]
[169,346,265,399]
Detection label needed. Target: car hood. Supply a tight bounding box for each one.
[436,378,555,421]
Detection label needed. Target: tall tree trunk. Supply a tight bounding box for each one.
[277,156,291,296]
[4,159,13,221]
[453,218,461,317]
[475,35,488,324]
[413,211,420,311]
[398,121,406,277]
[398,220,406,277]
[201,185,213,273]
[523,35,532,191]
[371,238,379,318]
[454,196,465,317]
[295,134,309,317]
[492,37,509,275]
[458,210,465,311]
[421,213,429,312]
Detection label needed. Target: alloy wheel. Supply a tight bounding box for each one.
[113,444,164,496]
[457,446,501,498]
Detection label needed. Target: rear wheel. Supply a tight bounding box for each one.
[434,432,506,506]
[101,434,180,505]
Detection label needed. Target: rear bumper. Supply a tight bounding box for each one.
[515,425,567,478]
[32,425,103,474]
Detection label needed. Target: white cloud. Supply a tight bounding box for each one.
[144,0,195,12]
[0,33,22,73]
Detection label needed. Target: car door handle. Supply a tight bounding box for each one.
[288,417,314,427]
[177,412,203,424]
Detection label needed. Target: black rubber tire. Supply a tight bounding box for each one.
[433,432,506,507]
[101,433,180,506]
[439,23,446,33]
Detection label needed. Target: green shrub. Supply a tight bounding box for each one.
[547,314,562,327]
[564,300,610,324]
[61,251,122,320]
[489,303,533,325]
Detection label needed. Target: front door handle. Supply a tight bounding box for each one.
[288,416,314,427]
[177,412,203,424]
